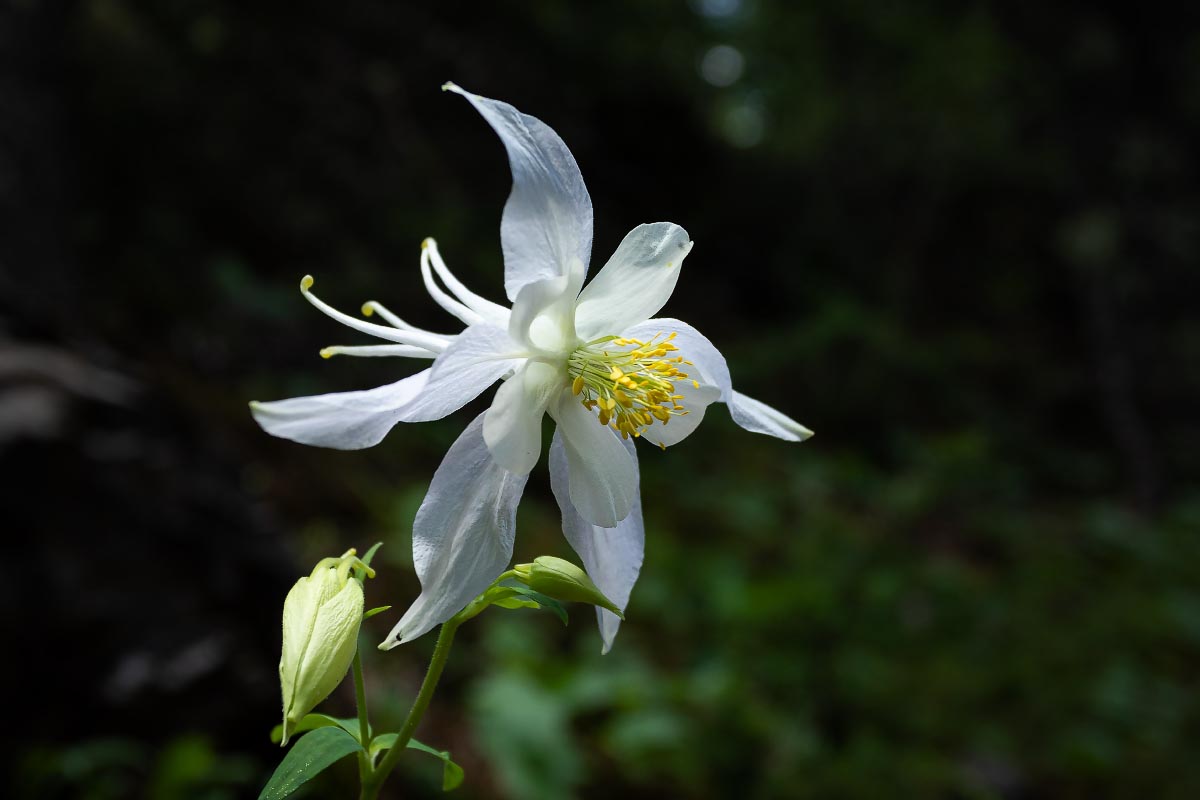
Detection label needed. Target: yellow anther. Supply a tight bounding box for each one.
[566,330,692,439]
[300,275,315,291]
[361,302,375,317]
[421,238,432,249]
[692,380,700,389]
[319,348,335,359]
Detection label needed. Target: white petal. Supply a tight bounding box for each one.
[549,430,644,654]
[445,83,594,301]
[507,261,584,354]
[250,370,430,450]
[550,389,638,527]
[574,223,693,341]
[729,390,814,441]
[623,318,813,443]
[396,324,525,423]
[483,360,563,474]
[641,379,722,449]
[382,413,528,647]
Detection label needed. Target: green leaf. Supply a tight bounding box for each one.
[369,735,464,791]
[269,713,363,745]
[363,605,392,620]
[492,597,541,610]
[507,586,569,625]
[360,542,384,568]
[258,727,363,800]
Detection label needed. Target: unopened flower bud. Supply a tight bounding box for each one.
[279,549,374,745]
[513,556,623,617]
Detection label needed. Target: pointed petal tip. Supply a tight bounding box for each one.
[442,81,464,94]
[377,636,400,652]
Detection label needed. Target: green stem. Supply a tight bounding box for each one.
[360,618,460,800]
[352,647,371,783]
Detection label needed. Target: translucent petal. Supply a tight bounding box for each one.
[549,430,644,653]
[549,389,638,527]
[250,370,431,450]
[445,83,594,301]
[382,413,529,648]
[574,223,692,340]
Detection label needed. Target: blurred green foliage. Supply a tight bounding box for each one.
[8,0,1200,798]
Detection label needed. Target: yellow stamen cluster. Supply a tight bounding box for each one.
[566,332,695,441]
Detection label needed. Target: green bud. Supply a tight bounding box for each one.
[513,556,624,618]
[279,549,374,745]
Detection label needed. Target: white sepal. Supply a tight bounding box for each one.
[250,370,431,450]
[396,324,524,423]
[549,430,644,654]
[729,390,813,441]
[381,413,529,648]
[574,223,692,341]
[444,83,594,302]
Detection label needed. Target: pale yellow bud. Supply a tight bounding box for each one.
[279,552,367,745]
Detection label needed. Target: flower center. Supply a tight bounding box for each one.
[566,332,695,440]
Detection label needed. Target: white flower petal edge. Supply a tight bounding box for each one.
[444,82,594,302]
[622,317,814,444]
[548,430,644,654]
[381,413,529,649]
[250,370,431,450]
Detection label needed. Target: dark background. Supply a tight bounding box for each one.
[4,1,1199,798]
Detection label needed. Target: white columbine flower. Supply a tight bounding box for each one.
[251,83,812,653]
